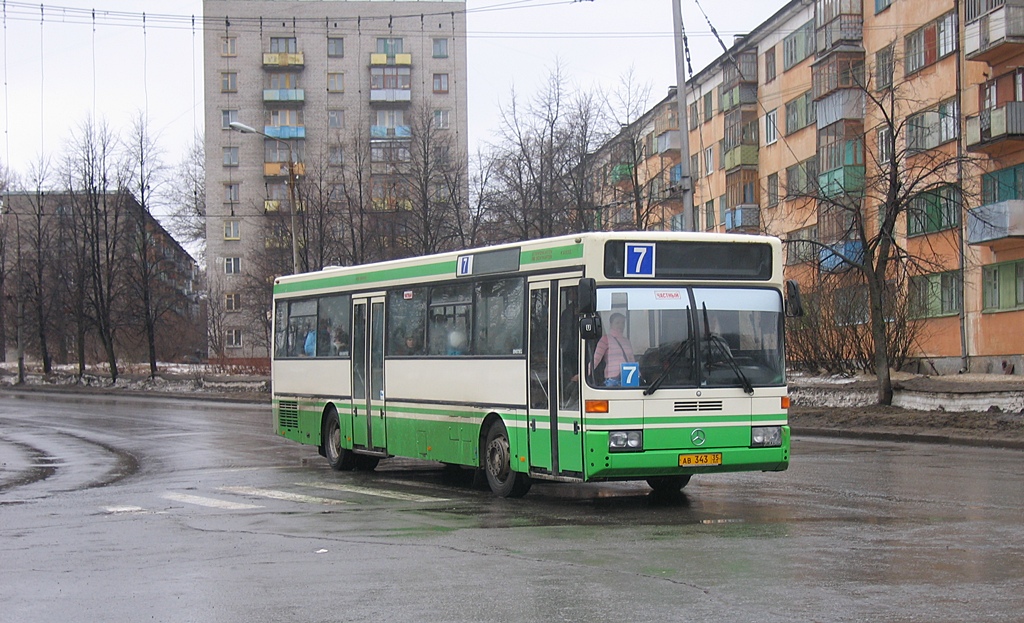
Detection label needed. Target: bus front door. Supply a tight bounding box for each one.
[352,296,387,453]
[527,279,584,478]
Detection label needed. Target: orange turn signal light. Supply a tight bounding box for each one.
[781,396,791,410]
[585,400,609,413]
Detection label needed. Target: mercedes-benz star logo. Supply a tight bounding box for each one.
[690,429,706,446]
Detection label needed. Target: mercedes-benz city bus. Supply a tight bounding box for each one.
[271,232,801,497]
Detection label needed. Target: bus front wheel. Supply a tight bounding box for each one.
[484,421,531,498]
[322,409,356,471]
[646,475,691,493]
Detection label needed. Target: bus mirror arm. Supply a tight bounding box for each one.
[578,278,597,314]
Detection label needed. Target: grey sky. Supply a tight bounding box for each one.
[1,0,779,180]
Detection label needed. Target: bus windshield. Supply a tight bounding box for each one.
[585,286,785,391]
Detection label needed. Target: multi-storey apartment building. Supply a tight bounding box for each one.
[204,0,467,364]
[593,0,1024,373]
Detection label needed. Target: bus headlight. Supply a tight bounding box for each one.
[609,430,643,452]
[751,426,782,448]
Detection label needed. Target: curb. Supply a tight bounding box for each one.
[793,427,1024,451]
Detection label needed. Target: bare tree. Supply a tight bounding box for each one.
[164,132,206,264]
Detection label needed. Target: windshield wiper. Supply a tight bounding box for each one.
[702,303,754,395]
[644,306,692,396]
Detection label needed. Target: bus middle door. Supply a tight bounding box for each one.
[352,296,387,453]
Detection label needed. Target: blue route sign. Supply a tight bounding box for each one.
[624,243,656,277]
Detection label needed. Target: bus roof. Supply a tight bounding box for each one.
[274,231,782,297]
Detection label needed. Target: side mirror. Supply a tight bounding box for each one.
[785,279,804,317]
[578,278,597,315]
[579,313,603,340]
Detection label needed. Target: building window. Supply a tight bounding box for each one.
[377,37,404,55]
[1017,69,1024,101]
[705,200,716,230]
[908,185,961,236]
[225,183,239,203]
[268,109,303,128]
[223,146,239,167]
[703,92,713,121]
[268,73,297,90]
[433,109,450,129]
[704,146,714,175]
[875,45,894,90]
[907,98,959,152]
[226,293,242,312]
[910,271,962,318]
[785,157,818,197]
[221,109,238,129]
[764,46,776,83]
[328,109,344,129]
[877,127,893,165]
[226,329,243,348]
[783,20,814,71]
[270,37,297,54]
[767,173,779,207]
[432,38,448,58]
[221,72,237,93]
[327,73,344,93]
[765,109,778,145]
[221,37,236,57]
[875,0,892,12]
[329,146,344,166]
[691,154,701,180]
[785,90,815,135]
[905,11,957,75]
[982,261,1024,311]
[327,37,344,57]
[224,257,241,274]
[433,73,449,94]
[224,219,240,240]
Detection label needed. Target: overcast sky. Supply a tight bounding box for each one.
[1,0,780,182]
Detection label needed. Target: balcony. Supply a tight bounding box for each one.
[264,200,280,212]
[610,163,634,184]
[370,53,412,66]
[723,205,760,232]
[964,1,1024,64]
[966,102,1024,156]
[263,162,306,177]
[264,126,305,139]
[967,200,1024,249]
[816,14,863,55]
[719,83,757,113]
[263,52,304,68]
[263,89,305,103]
[370,125,412,139]
[818,165,865,198]
[656,130,679,154]
[370,89,412,104]
[819,239,864,272]
[724,145,759,170]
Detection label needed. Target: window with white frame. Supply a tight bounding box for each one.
[877,126,892,165]
[327,37,344,57]
[875,45,894,90]
[224,257,241,274]
[221,37,236,57]
[221,109,238,129]
[433,73,449,94]
[328,73,344,92]
[225,293,241,312]
[223,146,239,167]
[432,38,448,58]
[905,11,957,75]
[704,146,714,175]
[910,271,962,318]
[226,329,243,348]
[328,110,344,129]
[433,109,450,129]
[225,183,239,203]
[765,109,778,145]
[221,72,237,93]
[223,219,240,240]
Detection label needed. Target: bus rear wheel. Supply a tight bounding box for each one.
[645,475,692,493]
[322,409,356,471]
[484,421,531,498]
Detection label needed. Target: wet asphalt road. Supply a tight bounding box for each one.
[1,391,1023,623]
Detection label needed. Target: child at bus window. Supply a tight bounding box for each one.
[591,312,634,386]
[397,334,422,356]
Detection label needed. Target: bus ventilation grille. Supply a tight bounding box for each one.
[674,400,723,412]
[278,400,300,429]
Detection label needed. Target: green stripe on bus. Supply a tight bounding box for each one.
[273,243,584,295]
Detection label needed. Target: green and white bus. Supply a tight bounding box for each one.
[272,232,799,497]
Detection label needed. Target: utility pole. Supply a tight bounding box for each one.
[672,0,694,231]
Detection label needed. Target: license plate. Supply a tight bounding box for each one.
[678,453,722,466]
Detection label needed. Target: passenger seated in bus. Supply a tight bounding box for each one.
[447,329,468,356]
[332,329,350,356]
[396,334,422,356]
[591,312,634,386]
[304,328,317,357]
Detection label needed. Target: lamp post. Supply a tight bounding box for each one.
[229,121,301,274]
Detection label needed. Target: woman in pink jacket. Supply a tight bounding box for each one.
[592,313,634,386]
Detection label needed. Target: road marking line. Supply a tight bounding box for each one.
[299,482,448,503]
[162,492,264,510]
[218,486,350,505]
[104,505,146,514]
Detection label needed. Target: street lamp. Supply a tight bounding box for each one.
[229,121,301,274]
